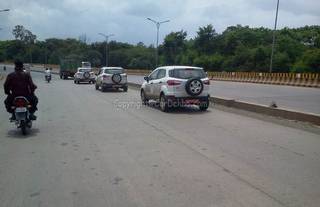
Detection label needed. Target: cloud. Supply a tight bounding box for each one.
[0,0,319,45]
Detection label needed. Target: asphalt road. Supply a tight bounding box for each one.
[0,69,320,207]
[128,75,320,115]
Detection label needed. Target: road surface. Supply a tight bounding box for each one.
[128,75,320,115]
[0,69,320,207]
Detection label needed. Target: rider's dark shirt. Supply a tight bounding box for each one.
[4,71,37,96]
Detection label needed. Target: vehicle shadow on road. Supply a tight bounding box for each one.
[99,89,126,93]
[6,128,40,139]
[75,82,94,85]
[147,102,211,115]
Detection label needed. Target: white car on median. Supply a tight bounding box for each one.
[140,66,210,112]
[95,67,128,92]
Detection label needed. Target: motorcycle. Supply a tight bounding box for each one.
[11,97,33,135]
[45,74,51,83]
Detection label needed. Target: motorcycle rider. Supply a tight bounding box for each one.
[45,67,51,80]
[4,60,38,120]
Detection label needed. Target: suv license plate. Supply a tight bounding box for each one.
[112,85,121,87]
[185,99,200,104]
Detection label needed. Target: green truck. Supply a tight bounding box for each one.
[59,58,80,79]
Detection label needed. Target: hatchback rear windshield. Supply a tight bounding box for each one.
[169,68,206,79]
[104,69,124,74]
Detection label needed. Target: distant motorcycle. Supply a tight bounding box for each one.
[3,66,6,71]
[11,97,33,135]
[45,74,51,83]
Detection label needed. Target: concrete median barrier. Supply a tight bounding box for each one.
[127,81,320,126]
[209,97,320,126]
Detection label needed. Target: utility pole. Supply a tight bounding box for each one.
[98,33,114,66]
[147,18,170,67]
[269,0,280,73]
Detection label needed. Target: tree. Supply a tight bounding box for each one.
[12,25,25,41]
[84,50,102,67]
[292,49,320,72]
[193,53,224,71]
[162,30,187,64]
[273,52,291,72]
[12,25,37,44]
[194,24,217,54]
[1,25,319,72]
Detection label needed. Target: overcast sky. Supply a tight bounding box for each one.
[0,0,319,45]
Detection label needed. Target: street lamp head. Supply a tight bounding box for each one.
[0,9,10,12]
[160,20,170,24]
[147,17,157,24]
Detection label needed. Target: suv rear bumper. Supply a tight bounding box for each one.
[75,77,95,82]
[165,95,209,105]
[101,83,127,88]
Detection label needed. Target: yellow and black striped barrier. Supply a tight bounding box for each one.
[207,72,320,88]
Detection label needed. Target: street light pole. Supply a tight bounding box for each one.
[147,18,170,67]
[269,0,280,73]
[98,33,114,67]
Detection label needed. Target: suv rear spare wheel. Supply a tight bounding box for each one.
[185,78,203,96]
[112,74,122,84]
[83,71,90,79]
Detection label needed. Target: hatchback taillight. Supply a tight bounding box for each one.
[203,80,210,85]
[167,80,182,86]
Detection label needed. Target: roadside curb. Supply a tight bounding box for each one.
[128,82,320,126]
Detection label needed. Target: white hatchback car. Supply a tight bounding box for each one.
[141,66,210,112]
[95,67,128,92]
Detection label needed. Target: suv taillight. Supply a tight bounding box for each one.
[167,80,182,86]
[203,80,210,85]
[102,75,110,80]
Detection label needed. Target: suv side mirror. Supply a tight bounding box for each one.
[144,76,149,82]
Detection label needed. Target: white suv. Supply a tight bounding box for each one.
[140,66,210,112]
[95,67,128,92]
[74,68,96,84]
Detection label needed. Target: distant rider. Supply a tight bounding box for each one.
[45,68,51,78]
[4,60,38,120]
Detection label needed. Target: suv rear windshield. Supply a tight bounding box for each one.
[104,69,124,74]
[79,69,91,72]
[169,68,206,79]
